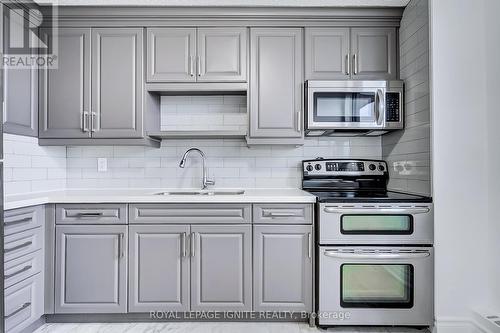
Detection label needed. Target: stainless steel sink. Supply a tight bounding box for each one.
[153,190,245,196]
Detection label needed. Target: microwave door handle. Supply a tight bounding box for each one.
[375,89,384,126]
[323,251,431,260]
[323,207,430,214]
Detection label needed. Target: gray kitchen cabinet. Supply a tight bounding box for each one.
[253,225,312,312]
[91,28,143,138]
[128,225,190,312]
[305,27,350,80]
[197,27,247,82]
[146,28,196,82]
[54,225,127,313]
[191,224,252,311]
[249,28,303,139]
[350,27,397,80]
[2,8,38,137]
[39,28,91,139]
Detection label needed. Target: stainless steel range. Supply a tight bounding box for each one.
[302,158,433,328]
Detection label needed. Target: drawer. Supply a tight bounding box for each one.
[5,273,44,333]
[253,204,313,224]
[129,204,251,224]
[4,227,43,262]
[4,206,43,237]
[4,250,43,289]
[56,204,127,224]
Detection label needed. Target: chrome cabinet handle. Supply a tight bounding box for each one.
[353,54,358,75]
[118,233,125,258]
[191,232,196,257]
[296,110,301,132]
[5,265,32,279]
[76,212,104,217]
[4,217,32,226]
[346,53,350,75]
[5,241,33,253]
[324,250,430,260]
[189,56,194,77]
[197,56,201,76]
[307,233,312,259]
[91,112,97,132]
[266,212,300,218]
[5,302,31,318]
[82,111,89,132]
[323,207,430,214]
[181,232,187,257]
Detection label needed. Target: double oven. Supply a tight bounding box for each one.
[302,159,434,327]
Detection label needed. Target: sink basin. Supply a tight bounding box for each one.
[153,189,245,196]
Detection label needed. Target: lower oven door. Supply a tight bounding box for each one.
[318,246,433,326]
[319,203,434,245]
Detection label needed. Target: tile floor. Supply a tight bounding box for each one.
[34,323,430,333]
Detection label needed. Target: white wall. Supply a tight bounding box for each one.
[430,0,500,331]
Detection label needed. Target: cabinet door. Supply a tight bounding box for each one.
[146,28,196,82]
[305,27,350,80]
[253,225,312,312]
[55,225,127,313]
[249,28,303,138]
[191,225,251,311]
[2,9,38,136]
[197,27,247,82]
[39,28,91,138]
[129,225,190,312]
[351,27,397,80]
[91,28,143,138]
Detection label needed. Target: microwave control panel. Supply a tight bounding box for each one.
[385,92,401,122]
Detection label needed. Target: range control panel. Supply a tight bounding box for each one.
[303,159,388,176]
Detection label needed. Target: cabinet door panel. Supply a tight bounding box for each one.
[197,27,247,82]
[55,225,127,313]
[129,225,190,312]
[351,27,397,80]
[147,28,196,82]
[191,225,251,311]
[305,27,350,80]
[249,28,303,138]
[253,225,312,312]
[39,28,91,138]
[91,28,143,138]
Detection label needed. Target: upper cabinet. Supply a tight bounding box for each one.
[305,27,397,80]
[147,27,247,83]
[2,5,38,137]
[248,28,303,141]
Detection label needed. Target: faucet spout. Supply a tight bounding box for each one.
[178,148,215,189]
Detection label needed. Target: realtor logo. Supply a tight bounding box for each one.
[2,0,58,69]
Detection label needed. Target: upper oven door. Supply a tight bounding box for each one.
[319,203,433,245]
[306,85,385,130]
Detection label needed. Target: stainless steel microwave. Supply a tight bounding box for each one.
[305,80,404,136]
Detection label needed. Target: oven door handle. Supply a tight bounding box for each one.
[323,251,431,260]
[323,207,430,214]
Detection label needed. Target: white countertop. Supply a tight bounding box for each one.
[4,188,316,210]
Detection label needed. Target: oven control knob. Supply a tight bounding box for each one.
[369,164,376,171]
[378,164,386,171]
[306,165,314,172]
[315,164,322,171]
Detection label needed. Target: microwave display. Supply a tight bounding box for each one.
[326,162,365,172]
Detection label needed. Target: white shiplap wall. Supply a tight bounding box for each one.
[382,0,431,195]
[3,134,67,195]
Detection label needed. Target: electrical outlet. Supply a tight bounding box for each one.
[97,158,108,172]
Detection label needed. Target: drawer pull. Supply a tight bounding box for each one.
[5,302,31,318]
[5,241,33,253]
[265,212,300,218]
[5,265,32,279]
[76,212,104,217]
[4,217,32,226]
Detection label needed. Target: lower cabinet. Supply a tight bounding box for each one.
[128,225,190,312]
[54,225,128,313]
[253,225,313,312]
[191,225,252,311]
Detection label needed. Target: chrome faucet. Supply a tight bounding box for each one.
[179,148,215,189]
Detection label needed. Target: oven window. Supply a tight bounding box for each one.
[313,92,376,123]
[341,264,414,308]
[341,215,413,235]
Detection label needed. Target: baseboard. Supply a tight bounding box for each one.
[434,316,492,333]
[21,316,46,333]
